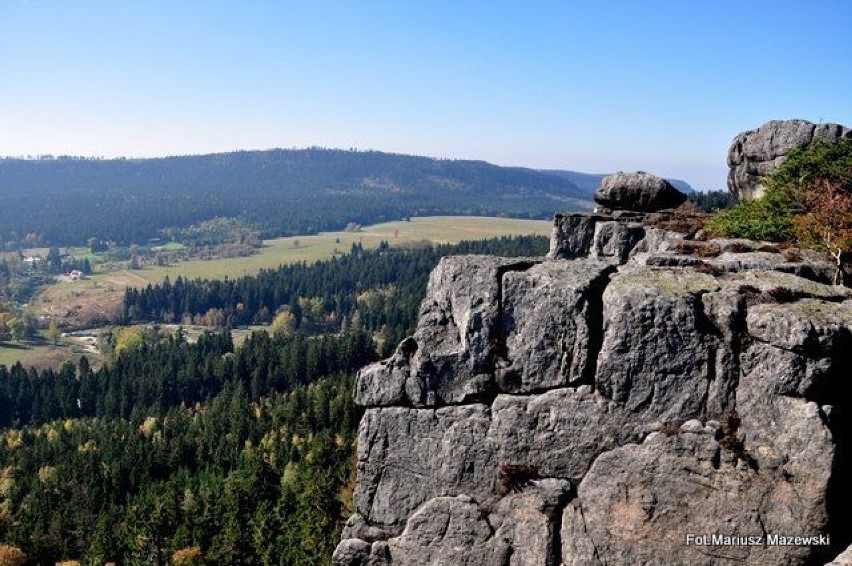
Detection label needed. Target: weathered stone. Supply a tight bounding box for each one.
[724,269,852,301]
[491,479,571,566]
[353,405,495,534]
[563,430,830,565]
[728,119,851,200]
[596,266,725,421]
[594,171,688,212]
[629,226,685,256]
[590,221,646,261]
[368,542,392,566]
[356,256,539,407]
[497,261,614,392]
[547,213,609,260]
[341,513,394,543]
[747,299,852,355]
[333,539,372,566]
[488,387,642,482]
[386,496,509,566]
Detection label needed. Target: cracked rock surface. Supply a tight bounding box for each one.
[335,212,852,565]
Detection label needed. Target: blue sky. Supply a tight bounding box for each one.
[1,1,850,191]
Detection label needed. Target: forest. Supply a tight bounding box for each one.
[0,150,591,246]
[0,235,548,564]
[122,236,550,354]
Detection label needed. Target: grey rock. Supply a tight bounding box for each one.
[547,213,609,260]
[728,119,851,200]
[491,479,571,566]
[356,255,540,407]
[590,221,646,262]
[341,513,393,542]
[594,171,688,212]
[367,542,392,566]
[489,388,642,483]
[746,299,852,355]
[353,404,496,534]
[724,269,852,301]
[340,210,852,566]
[386,496,509,566]
[333,539,372,566]
[629,227,685,256]
[563,430,830,565]
[596,266,726,421]
[497,260,614,392]
[713,251,836,283]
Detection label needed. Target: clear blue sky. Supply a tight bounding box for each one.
[2,1,850,191]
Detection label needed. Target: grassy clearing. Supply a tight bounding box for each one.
[130,216,552,283]
[0,341,100,371]
[28,216,550,330]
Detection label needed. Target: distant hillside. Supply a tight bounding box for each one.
[0,149,592,245]
[543,170,695,196]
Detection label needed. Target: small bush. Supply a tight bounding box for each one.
[707,188,796,241]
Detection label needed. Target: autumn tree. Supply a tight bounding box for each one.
[793,179,852,284]
[271,310,296,335]
[47,319,61,346]
[171,547,202,565]
[0,545,27,566]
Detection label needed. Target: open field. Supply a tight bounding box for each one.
[0,341,101,371]
[124,216,552,283]
[30,216,550,327]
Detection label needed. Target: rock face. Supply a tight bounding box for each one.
[594,171,688,212]
[334,210,852,565]
[727,119,851,200]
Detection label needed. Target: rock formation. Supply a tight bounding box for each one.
[727,119,851,200]
[334,207,852,565]
[594,171,688,212]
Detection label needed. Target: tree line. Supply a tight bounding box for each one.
[122,236,550,352]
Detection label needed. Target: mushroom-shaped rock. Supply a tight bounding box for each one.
[727,119,851,200]
[594,171,687,212]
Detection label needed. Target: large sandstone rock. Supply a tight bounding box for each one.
[352,404,495,535]
[727,119,851,200]
[562,424,831,565]
[489,387,643,482]
[337,210,852,565]
[497,261,614,392]
[594,171,688,212]
[596,266,728,421]
[356,255,539,407]
[385,496,509,565]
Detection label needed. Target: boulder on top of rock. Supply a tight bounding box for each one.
[594,172,688,212]
[727,119,851,200]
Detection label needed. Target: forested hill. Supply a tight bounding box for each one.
[0,149,591,245]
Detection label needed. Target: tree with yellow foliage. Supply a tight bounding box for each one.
[0,545,27,566]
